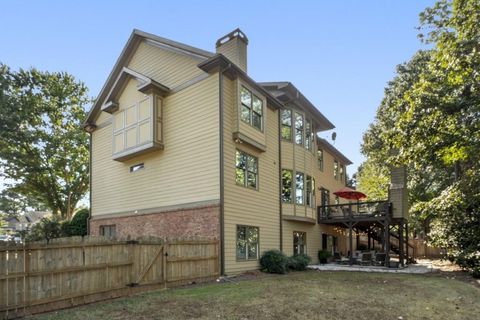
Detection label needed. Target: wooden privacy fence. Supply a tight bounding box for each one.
[0,236,219,319]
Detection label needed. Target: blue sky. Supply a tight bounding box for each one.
[0,0,435,173]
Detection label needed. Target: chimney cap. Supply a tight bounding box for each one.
[216,28,249,48]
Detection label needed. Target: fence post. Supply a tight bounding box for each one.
[163,242,168,288]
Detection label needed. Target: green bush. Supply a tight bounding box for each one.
[288,253,311,271]
[318,250,332,264]
[69,208,89,236]
[260,250,288,274]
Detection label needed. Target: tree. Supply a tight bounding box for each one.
[68,208,89,236]
[0,65,90,220]
[360,0,480,275]
[0,189,46,217]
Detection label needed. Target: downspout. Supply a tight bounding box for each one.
[219,70,225,275]
[278,110,283,251]
[87,131,92,235]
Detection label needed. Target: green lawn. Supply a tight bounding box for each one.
[29,271,480,320]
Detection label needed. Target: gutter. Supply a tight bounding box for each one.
[278,110,283,251]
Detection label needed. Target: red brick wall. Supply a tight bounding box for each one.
[89,205,220,239]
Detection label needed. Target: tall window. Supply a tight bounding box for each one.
[281,109,292,141]
[334,160,339,180]
[306,176,315,207]
[293,231,307,255]
[295,112,304,145]
[235,150,258,189]
[340,165,345,183]
[236,225,259,260]
[317,149,324,171]
[282,169,293,203]
[305,120,312,150]
[240,86,263,130]
[295,172,304,205]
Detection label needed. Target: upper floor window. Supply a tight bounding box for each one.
[306,175,315,207]
[235,150,258,189]
[236,225,259,260]
[281,109,292,141]
[281,169,293,203]
[240,86,263,131]
[295,172,304,205]
[340,165,345,183]
[305,120,312,150]
[295,112,304,145]
[334,160,339,180]
[317,149,324,171]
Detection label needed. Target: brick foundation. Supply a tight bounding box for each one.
[89,204,220,239]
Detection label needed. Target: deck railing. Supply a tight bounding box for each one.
[317,201,391,221]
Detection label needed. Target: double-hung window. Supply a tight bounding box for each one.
[236,225,259,260]
[281,109,292,141]
[293,231,307,255]
[240,86,263,131]
[305,120,312,150]
[295,112,304,145]
[295,172,304,205]
[235,150,258,189]
[281,169,293,203]
[306,175,315,207]
[317,149,324,171]
[334,160,339,180]
[340,165,345,183]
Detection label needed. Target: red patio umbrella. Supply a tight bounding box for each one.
[333,187,367,200]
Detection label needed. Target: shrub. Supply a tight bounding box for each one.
[260,250,288,274]
[69,208,89,236]
[288,253,311,271]
[318,250,332,264]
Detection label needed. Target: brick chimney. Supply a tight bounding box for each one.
[215,28,248,73]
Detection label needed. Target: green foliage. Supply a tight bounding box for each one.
[0,189,45,217]
[68,208,89,236]
[356,160,389,201]
[287,254,311,271]
[360,0,480,273]
[260,250,289,274]
[318,250,331,264]
[25,217,64,242]
[0,64,90,220]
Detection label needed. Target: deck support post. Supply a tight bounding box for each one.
[349,223,353,265]
[385,221,390,267]
[399,221,405,267]
[405,222,409,264]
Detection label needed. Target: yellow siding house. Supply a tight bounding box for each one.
[84,28,353,275]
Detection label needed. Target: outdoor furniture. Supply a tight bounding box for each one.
[333,252,341,262]
[373,253,386,266]
[358,253,372,265]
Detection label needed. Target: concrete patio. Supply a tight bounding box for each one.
[308,260,437,274]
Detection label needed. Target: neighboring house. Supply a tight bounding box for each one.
[84,29,353,275]
[2,211,49,233]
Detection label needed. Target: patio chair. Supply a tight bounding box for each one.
[373,253,386,266]
[358,253,372,266]
[333,252,341,262]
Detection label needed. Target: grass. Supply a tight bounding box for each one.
[29,271,480,320]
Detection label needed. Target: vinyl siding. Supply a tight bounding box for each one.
[91,70,220,216]
[128,41,205,89]
[223,76,280,275]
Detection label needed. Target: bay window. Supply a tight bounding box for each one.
[282,169,293,203]
[295,172,304,205]
[281,109,292,141]
[295,112,304,145]
[240,86,263,131]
